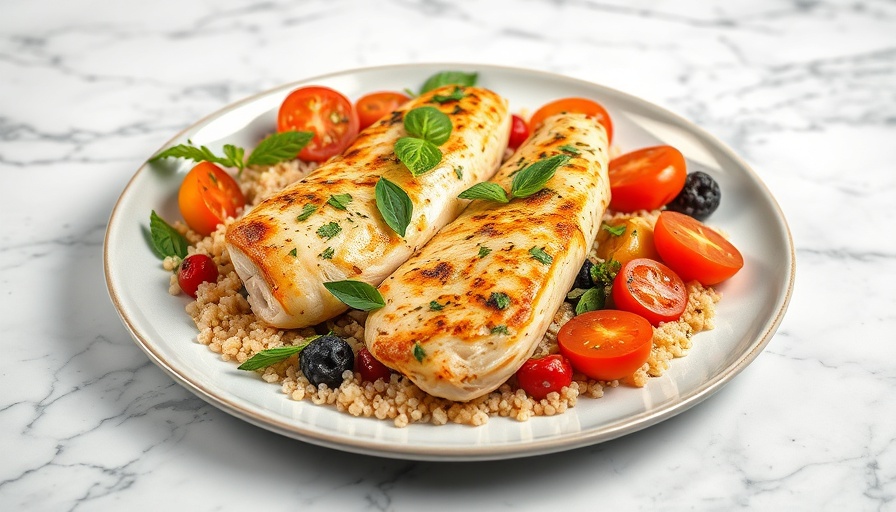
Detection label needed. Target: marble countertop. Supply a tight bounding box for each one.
[2,0,894,509]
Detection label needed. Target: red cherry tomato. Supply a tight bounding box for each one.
[608,145,687,212]
[515,354,574,400]
[355,91,410,131]
[612,258,688,326]
[355,347,392,383]
[277,86,359,162]
[653,211,744,285]
[178,254,219,298]
[507,114,530,150]
[178,161,246,236]
[529,97,613,142]
[558,310,653,381]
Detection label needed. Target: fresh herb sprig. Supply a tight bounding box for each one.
[149,210,188,260]
[571,259,622,315]
[394,106,453,176]
[420,71,478,94]
[375,177,414,237]
[237,335,320,371]
[150,130,313,175]
[323,280,385,311]
[458,154,571,203]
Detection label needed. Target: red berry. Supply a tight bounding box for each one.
[177,254,219,298]
[355,347,392,383]
[508,114,530,150]
[515,354,573,400]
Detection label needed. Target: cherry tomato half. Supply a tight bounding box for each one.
[608,145,687,212]
[277,86,360,162]
[355,347,392,383]
[612,258,688,326]
[529,97,613,143]
[508,114,530,150]
[178,254,219,298]
[558,310,653,381]
[515,354,574,400]
[178,161,246,236]
[355,91,410,131]
[653,211,744,286]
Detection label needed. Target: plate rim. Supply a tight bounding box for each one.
[104,62,796,461]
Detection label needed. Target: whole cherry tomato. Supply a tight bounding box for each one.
[178,161,246,236]
[507,114,530,150]
[178,254,219,298]
[355,347,392,383]
[608,145,687,212]
[515,354,574,400]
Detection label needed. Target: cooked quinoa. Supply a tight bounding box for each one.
[166,157,720,428]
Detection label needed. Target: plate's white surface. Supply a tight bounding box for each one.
[104,63,794,461]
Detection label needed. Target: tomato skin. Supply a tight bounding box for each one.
[178,254,219,298]
[355,347,393,383]
[612,258,688,326]
[608,145,687,212]
[529,97,613,142]
[515,354,574,400]
[277,86,359,162]
[178,161,246,236]
[653,211,744,285]
[558,310,653,381]
[507,114,530,150]
[355,91,410,131]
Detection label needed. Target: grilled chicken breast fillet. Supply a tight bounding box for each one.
[226,86,510,328]
[365,113,610,401]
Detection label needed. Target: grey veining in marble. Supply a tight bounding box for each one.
[1,0,895,510]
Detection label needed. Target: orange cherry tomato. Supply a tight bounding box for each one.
[608,145,687,212]
[558,310,653,381]
[177,161,246,236]
[277,86,359,162]
[612,258,688,326]
[355,91,410,131]
[529,97,613,142]
[508,114,530,150]
[653,211,744,285]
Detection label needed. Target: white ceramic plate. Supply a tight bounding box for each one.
[105,63,794,461]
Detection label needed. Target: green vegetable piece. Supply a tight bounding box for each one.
[575,287,605,315]
[431,86,466,104]
[404,106,452,145]
[413,343,426,362]
[246,131,313,167]
[477,246,492,258]
[316,222,341,240]
[149,143,237,169]
[429,300,444,311]
[149,210,188,260]
[327,193,353,210]
[375,177,413,237]
[296,204,317,221]
[394,136,442,176]
[529,246,553,265]
[491,325,510,335]
[487,292,511,310]
[319,247,334,259]
[323,280,386,311]
[420,71,478,93]
[591,259,622,287]
[458,182,509,203]
[558,144,581,155]
[511,154,571,198]
[602,223,626,236]
[454,166,464,179]
[288,248,297,257]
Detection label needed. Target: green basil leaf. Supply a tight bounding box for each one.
[323,280,385,311]
[394,137,442,176]
[420,71,478,93]
[457,182,509,203]
[149,210,188,259]
[431,86,466,104]
[327,193,353,210]
[148,143,231,167]
[246,131,314,167]
[374,177,413,237]
[575,287,605,315]
[237,337,317,371]
[404,106,452,145]
[221,144,245,171]
[529,246,553,265]
[510,154,571,198]
[316,222,341,240]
